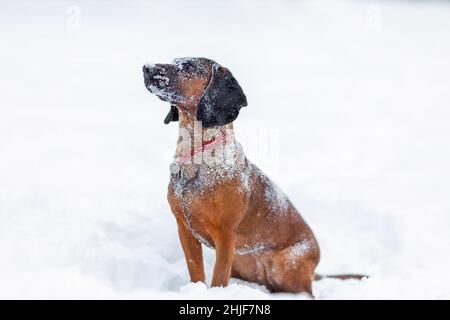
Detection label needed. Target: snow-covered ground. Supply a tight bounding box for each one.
[1,0,450,299]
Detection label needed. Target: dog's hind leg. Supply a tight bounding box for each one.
[264,242,320,295]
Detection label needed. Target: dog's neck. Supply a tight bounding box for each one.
[175,108,235,163]
[170,107,247,196]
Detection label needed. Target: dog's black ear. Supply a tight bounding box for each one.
[196,63,247,128]
[164,104,179,124]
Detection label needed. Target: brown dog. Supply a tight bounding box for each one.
[143,58,364,295]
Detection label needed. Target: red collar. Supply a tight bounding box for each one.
[178,132,234,162]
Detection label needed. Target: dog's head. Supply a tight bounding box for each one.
[143,57,247,127]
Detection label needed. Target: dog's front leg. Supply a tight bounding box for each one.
[176,217,205,283]
[211,230,236,287]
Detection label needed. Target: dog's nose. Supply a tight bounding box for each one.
[143,65,150,76]
[142,64,156,77]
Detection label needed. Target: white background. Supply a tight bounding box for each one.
[1,0,450,299]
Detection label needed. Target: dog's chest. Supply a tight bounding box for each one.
[171,162,238,197]
[168,162,251,247]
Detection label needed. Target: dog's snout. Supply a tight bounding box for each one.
[143,65,149,75]
[143,64,155,77]
[143,63,161,78]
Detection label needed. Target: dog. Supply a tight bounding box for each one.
[143,57,365,295]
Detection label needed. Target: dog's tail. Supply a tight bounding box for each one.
[314,273,368,281]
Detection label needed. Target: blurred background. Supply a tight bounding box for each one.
[0,0,449,299]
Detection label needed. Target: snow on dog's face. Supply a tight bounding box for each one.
[142,57,247,127]
[143,58,209,104]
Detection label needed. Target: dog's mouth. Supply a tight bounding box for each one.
[145,84,183,103]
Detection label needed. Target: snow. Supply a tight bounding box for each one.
[1,0,450,299]
[289,241,311,259]
[236,244,268,256]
